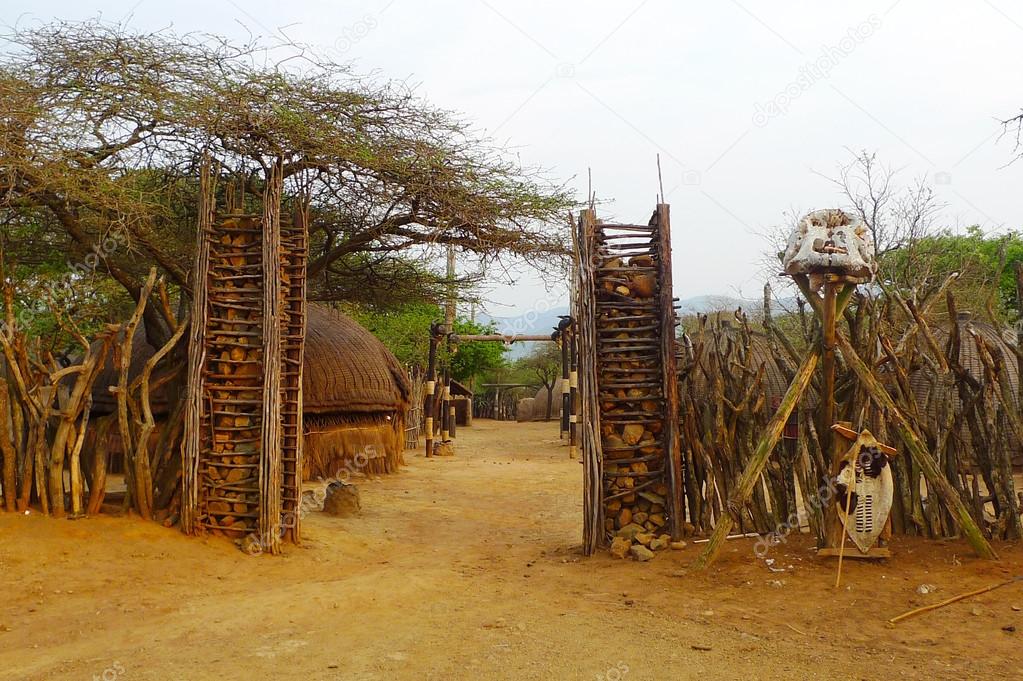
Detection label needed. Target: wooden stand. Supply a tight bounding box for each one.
[182,162,307,554]
[576,204,683,554]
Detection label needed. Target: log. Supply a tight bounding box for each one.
[0,378,16,511]
[117,269,158,519]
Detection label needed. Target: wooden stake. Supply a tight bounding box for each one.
[835,471,854,588]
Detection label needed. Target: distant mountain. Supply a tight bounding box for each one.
[676,294,800,318]
[474,306,569,359]
[474,295,797,359]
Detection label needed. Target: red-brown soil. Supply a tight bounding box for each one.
[1,419,1020,680]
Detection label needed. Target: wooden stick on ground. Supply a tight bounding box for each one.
[835,472,854,588]
[888,576,1022,625]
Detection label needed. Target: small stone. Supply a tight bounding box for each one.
[630,544,655,562]
[970,606,984,617]
[634,532,655,546]
[621,424,645,446]
[637,491,665,506]
[239,534,263,555]
[649,535,671,551]
[610,537,632,559]
[1002,625,1016,633]
[616,523,645,540]
[1011,605,1021,612]
[670,541,687,550]
[916,584,937,595]
[322,482,361,517]
[632,512,649,525]
[648,513,666,528]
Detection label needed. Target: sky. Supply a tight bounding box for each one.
[5,0,1023,317]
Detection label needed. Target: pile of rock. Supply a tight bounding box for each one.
[609,522,685,561]
[595,241,670,548]
[202,216,266,539]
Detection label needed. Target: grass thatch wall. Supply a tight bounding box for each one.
[304,412,406,480]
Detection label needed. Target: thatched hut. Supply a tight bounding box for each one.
[908,312,1021,467]
[686,320,794,411]
[90,304,410,481]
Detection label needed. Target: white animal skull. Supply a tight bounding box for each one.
[782,209,876,289]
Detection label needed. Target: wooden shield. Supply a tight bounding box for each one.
[838,461,894,553]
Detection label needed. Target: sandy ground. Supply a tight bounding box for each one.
[1,419,1021,681]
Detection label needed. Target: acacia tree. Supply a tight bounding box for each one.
[0,21,573,345]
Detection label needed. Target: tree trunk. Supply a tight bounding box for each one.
[0,379,16,511]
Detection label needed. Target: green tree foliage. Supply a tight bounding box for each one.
[449,320,508,385]
[345,303,507,384]
[344,302,440,368]
[881,226,1023,321]
[0,20,573,345]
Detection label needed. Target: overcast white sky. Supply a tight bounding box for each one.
[6,1,1023,316]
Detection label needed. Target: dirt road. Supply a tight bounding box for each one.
[1,420,1020,680]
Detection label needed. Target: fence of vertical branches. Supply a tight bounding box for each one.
[0,267,188,521]
[679,277,1023,545]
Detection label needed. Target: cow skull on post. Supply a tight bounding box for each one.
[782,209,875,290]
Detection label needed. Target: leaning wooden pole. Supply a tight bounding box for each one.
[834,332,997,560]
[691,344,821,570]
[656,203,685,540]
[182,160,215,534]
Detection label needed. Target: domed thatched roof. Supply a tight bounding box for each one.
[909,315,1018,412]
[91,304,410,415]
[686,321,796,409]
[303,305,410,414]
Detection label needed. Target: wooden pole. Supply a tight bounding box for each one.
[182,159,215,534]
[656,203,685,541]
[424,325,439,457]
[259,159,285,555]
[0,378,16,512]
[569,322,578,459]
[560,327,570,440]
[691,343,821,570]
[835,332,997,559]
[835,474,855,588]
[888,576,1022,625]
[441,368,450,443]
[821,280,838,434]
